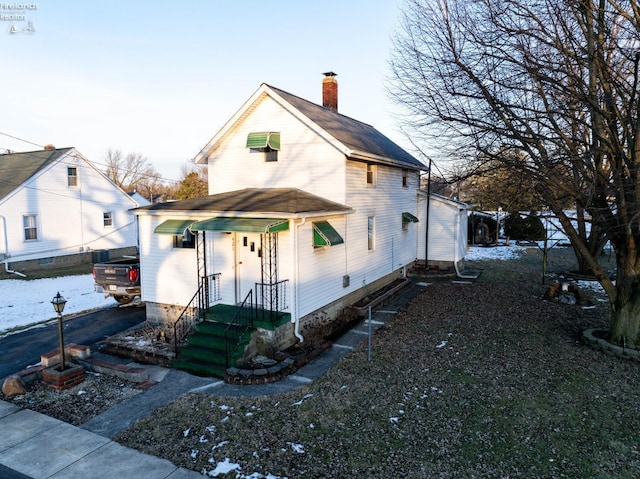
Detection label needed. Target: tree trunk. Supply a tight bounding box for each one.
[609,263,640,349]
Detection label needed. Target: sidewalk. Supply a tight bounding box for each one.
[0,280,429,479]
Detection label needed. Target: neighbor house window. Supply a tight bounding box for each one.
[402,169,409,187]
[23,215,37,241]
[173,230,195,249]
[366,164,376,185]
[367,216,375,250]
[103,212,113,227]
[67,167,78,186]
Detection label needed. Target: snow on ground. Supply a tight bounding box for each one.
[0,274,112,336]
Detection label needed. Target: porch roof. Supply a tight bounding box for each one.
[190,217,289,233]
[134,188,353,217]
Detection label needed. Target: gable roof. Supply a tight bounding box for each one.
[0,148,73,199]
[194,83,425,170]
[134,188,353,218]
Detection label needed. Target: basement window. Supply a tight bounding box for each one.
[247,131,280,162]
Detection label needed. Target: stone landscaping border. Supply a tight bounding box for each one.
[583,328,640,361]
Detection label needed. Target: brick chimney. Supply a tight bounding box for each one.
[43,144,56,151]
[322,72,338,111]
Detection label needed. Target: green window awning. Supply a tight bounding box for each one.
[246,131,280,150]
[402,212,419,223]
[154,219,194,235]
[190,217,289,233]
[313,221,344,247]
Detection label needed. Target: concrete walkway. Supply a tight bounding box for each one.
[0,280,430,478]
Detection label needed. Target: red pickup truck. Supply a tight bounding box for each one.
[92,256,141,304]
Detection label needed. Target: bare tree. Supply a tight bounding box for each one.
[389,0,640,347]
[104,148,163,201]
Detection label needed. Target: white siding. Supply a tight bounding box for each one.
[138,215,199,306]
[0,150,138,263]
[417,194,468,263]
[207,96,347,202]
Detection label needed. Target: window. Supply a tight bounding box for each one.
[367,216,375,250]
[366,164,376,185]
[402,212,419,232]
[103,212,113,227]
[23,215,37,241]
[402,169,409,187]
[67,167,78,186]
[247,131,280,162]
[173,229,195,249]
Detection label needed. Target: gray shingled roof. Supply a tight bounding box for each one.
[267,84,425,170]
[0,148,72,200]
[135,188,353,215]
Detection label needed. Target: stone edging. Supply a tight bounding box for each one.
[224,342,332,385]
[583,328,640,362]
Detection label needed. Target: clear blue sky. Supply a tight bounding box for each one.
[0,0,413,183]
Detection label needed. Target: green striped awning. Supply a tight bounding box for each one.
[190,217,289,233]
[313,221,344,247]
[402,212,419,223]
[246,131,280,150]
[154,219,194,235]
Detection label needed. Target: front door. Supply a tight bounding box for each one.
[235,233,263,304]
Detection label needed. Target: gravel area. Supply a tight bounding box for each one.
[113,247,639,478]
[3,372,142,426]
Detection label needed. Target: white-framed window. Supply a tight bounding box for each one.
[23,214,38,241]
[173,230,195,249]
[402,169,409,187]
[366,164,376,185]
[247,132,280,162]
[367,216,375,250]
[103,212,113,227]
[67,167,78,187]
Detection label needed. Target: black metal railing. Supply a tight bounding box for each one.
[255,279,289,323]
[224,290,255,367]
[173,273,221,354]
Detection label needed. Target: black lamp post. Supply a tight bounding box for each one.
[51,292,68,371]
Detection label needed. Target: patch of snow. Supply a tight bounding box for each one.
[287,442,305,454]
[206,458,241,477]
[436,341,448,349]
[0,274,113,336]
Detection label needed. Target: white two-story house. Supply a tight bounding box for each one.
[134,74,465,376]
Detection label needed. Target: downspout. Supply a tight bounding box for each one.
[293,217,306,342]
[453,208,476,279]
[0,215,26,277]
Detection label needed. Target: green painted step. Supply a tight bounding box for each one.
[195,321,253,339]
[179,344,243,365]
[172,358,228,378]
[188,333,249,351]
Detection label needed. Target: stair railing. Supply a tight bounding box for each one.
[173,273,221,354]
[256,279,289,324]
[224,290,255,368]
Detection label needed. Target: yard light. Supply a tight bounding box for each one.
[51,292,68,371]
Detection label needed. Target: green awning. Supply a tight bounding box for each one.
[154,219,194,235]
[246,131,280,150]
[313,221,344,247]
[190,217,289,233]
[402,212,419,223]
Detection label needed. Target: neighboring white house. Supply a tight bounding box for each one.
[133,74,468,373]
[0,147,141,273]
